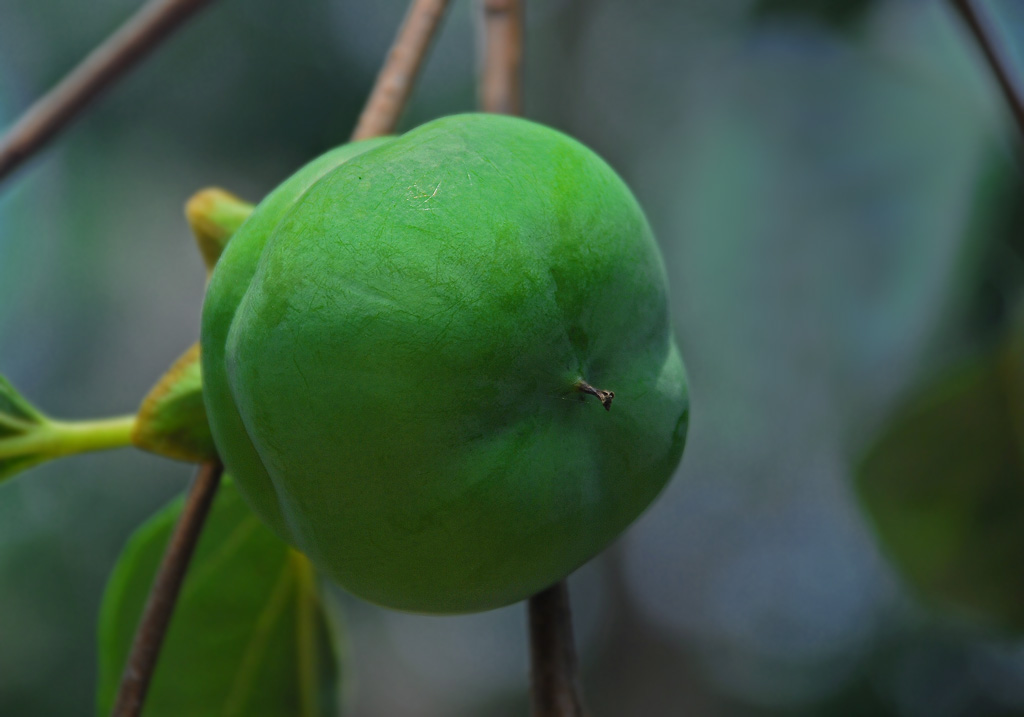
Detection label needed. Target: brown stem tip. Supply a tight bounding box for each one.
[575,379,614,411]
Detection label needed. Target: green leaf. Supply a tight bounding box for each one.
[132,343,216,463]
[857,329,1024,632]
[97,478,342,716]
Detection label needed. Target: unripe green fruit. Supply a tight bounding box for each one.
[201,114,688,614]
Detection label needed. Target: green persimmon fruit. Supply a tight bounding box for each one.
[201,113,688,614]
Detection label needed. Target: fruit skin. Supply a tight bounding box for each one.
[201,113,688,614]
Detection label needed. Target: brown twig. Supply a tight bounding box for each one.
[112,461,223,717]
[350,0,452,141]
[528,582,587,717]
[110,2,453,712]
[478,0,524,115]
[108,2,453,711]
[476,2,585,712]
[951,0,1024,141]
[0,0,216,186]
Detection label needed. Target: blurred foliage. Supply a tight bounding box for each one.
[858,322,1024,632]
[956,150,1024,346]
[97,478,341,716]
[751,0,877,33]
[855,9,1024,641]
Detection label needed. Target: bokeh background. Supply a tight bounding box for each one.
[3,0,1024,714]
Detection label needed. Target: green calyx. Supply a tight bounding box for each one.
[186,188,255,275]
[132,188,256,464]
[132,343,217,463]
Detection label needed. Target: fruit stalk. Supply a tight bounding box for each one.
[0,415,135,462]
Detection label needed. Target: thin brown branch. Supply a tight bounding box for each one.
[476,3,585,713]
[112,460,223,717]
[0,0,216,187]
[478,0,524,115]
[528,582,588,717]
[350,0,452,141]
[951,0,1024,141]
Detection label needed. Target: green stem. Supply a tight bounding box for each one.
[0,415,136,461]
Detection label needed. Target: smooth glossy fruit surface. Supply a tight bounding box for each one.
[201,114,688,613]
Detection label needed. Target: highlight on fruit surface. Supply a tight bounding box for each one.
[200,113,689,613]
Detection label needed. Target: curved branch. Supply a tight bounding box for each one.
[0,0,216,186]
[951,0,1024,141]
[350,0,452,141]
[111,1,455,712]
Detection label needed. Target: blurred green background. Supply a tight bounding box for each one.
[3,0,1024,714]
